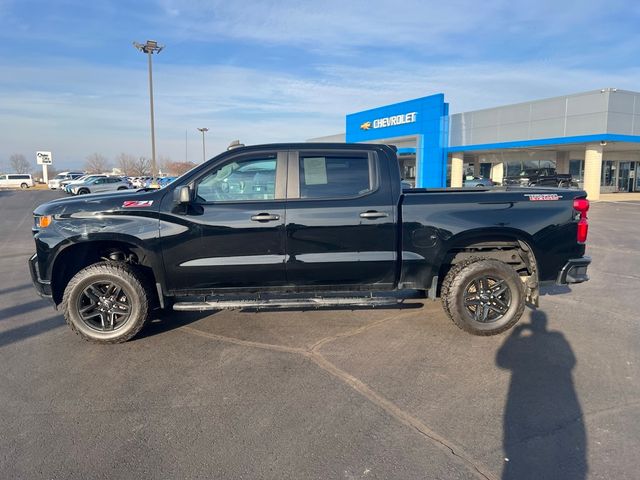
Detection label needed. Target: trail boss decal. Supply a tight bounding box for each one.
[122,200,154,208]
[525,194,562,201]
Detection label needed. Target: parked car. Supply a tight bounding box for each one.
[157,176,176,187]
[132,176,153,188]
[48,171,85,189]
[29,143,591,344]
[70,176,131,195]
[62,175,104,193]
[463,175,494,187]
[503,168,572,188]
[0,173,33,189]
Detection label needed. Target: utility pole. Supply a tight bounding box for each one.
[197,127,209,163]
[133,40,164,185]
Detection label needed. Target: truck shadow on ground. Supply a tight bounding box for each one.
[137,309,213,339]
[497,310,587,480]
[0,315,64,348]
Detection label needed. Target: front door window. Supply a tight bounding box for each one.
[196,156,277,203]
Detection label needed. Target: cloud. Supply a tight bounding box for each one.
[2,52,639,170]
[1,0,639,169]
[154,0,639,62]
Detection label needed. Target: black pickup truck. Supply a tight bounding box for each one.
[503,167,573,188]
[29,143,591,343]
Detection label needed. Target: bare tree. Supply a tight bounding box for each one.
[85,153,110,174]
[130,156,152,176]
[10,153,30,174]
[163,161,197,176]
[116,153,137,176]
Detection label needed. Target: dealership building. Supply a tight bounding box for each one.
[310,88,640,200]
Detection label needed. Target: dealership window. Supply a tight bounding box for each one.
[601,161,615,187]
[398,155,416,185]
[479,163,492,179]
[298,153,375,199]
[569,160,584,183]
[503,159,558,177]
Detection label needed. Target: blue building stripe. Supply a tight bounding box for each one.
[447,134,640,152]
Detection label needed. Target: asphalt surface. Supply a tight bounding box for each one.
[1,189,639,480]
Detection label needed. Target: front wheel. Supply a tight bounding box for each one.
[442,259,525,335]
[77,188,89,195]
[62,262,151,343]
[20,182,28,189]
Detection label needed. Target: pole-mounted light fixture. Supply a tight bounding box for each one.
[133,40,164,185]
[197,127,209,163]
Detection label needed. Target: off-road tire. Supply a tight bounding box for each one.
[62,261,151,343]
[440,257,485,320]
[442,258,525,336]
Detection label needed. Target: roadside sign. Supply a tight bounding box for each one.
[36,151,53,165]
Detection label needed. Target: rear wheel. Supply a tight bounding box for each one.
[62,262,150,343]
[442,259,525,335]
[117,186,127,190]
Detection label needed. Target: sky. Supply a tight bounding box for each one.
[1,0,640,170]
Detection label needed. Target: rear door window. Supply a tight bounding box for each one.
[297,153,376,199]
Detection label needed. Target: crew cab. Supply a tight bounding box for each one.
[29,143,591,343]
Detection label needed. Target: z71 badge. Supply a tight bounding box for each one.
[122,200,154,208]
[524,194,562,201]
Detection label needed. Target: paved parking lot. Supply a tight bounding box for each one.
[1,189,639,479]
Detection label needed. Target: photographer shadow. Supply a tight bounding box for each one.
[497,310,587,479]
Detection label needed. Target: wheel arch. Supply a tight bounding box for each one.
[436,228,539,305]
[49,238,161,306]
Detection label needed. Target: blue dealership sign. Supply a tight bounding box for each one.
[346,94,448,187]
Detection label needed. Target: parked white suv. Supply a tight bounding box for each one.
[0,173,34,189]
[70,176,132,195]
[48,171,85,189]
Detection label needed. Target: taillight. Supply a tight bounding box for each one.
[573,198,589,244]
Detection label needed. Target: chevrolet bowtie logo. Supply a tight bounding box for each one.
[360,121,372,130]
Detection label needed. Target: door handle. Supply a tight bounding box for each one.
[359,211,389,219]
[251,213,280,222]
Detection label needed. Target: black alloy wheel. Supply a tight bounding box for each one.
[76,281,132,332]
[441,258,525,335]
[462,275,511,323]
[62,261,151,343]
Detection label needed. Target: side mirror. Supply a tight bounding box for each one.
[178,185,191,203]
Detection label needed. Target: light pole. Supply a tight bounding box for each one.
[133,40,163,184]
[197,127,209,163]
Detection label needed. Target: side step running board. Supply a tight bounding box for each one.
[173,296,399,311]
